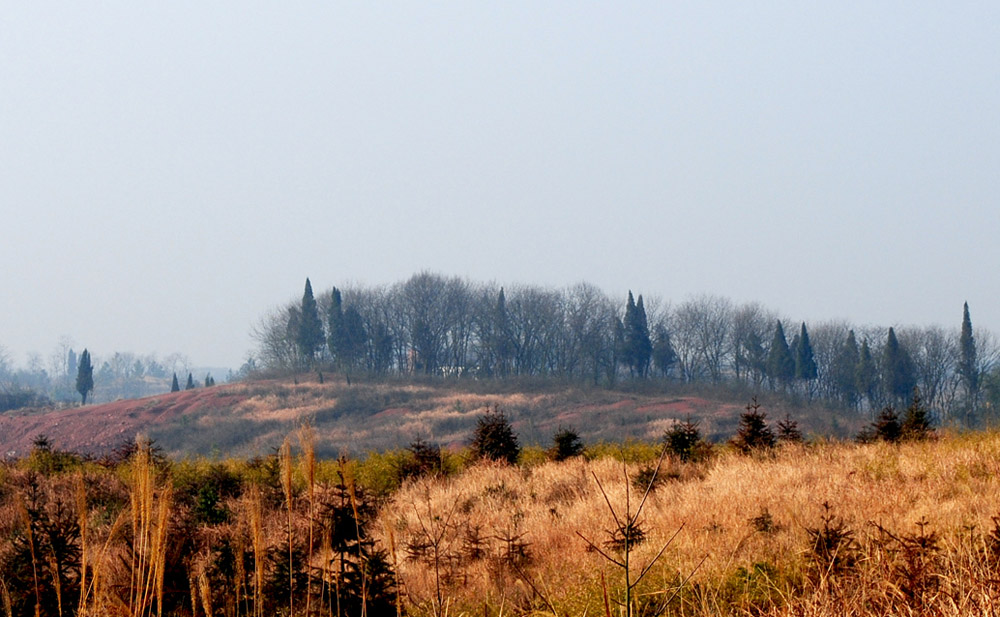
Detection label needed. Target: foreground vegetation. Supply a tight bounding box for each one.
[4,424,1000,616]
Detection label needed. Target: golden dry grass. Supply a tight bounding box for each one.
[6,429,1000,616]
[379,433,1000,616]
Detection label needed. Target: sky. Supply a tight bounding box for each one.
[2,2,998,370]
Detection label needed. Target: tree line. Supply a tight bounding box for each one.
[252,273,999,425]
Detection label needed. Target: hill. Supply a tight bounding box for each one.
[0,375,860,459]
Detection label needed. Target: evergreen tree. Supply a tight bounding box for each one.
[959,302,979,416]
[901,388,933,440]
[549,427,584,461]
[470,405,520,464]
[623,292,652,378]
[326,287,344,363]
[75,348,94,405]
[185,372,195,390]
[171,373,180,392]
[855,339,878,408]
[340,305,367,381]
[67,349,78,382]
[883,328,916,406]
[635,295,652,377]
[296,278,324,366]
[831,330,860,407]
[622,291,638,376]
[794,323,818,381]
[492,288,512,378]
[766,321,795,388]
[740,330,768,386]
[870,406,902,443]
[732,397,776,453]
[652,325,678,378]
[664,418,704,462]
[777,414,803,443]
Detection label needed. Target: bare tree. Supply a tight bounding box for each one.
[673,295,733,382]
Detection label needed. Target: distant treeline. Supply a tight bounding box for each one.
[253,272,999,425]
[0,345,207,409]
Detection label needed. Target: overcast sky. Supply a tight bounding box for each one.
[2,3,998,370]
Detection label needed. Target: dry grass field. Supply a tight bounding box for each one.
[3,426,1000,616]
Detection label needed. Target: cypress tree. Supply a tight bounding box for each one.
[327,287,344,363]
[634,295,652,377]
[831,330,860,407]
[622,291,638,376]
[883,328,916,406]
[186,372,195,390]
[75,348,94,405]
[766,321,795,388]
[652,325,678,378]
[623,292,652,378]
[959,302,978,411]
[171,372,180,392]
[794,323,818,381]
[297,278,325,366]
[855,339,878,408]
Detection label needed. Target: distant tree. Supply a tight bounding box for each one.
[340,306,367,377]
[67,349,78,383]
[622,292,652,378]
[766,321,795,389]
[883,328,916,406]
[651,324,678,378]
[371,321,394,376]
[855,339,878,409]
[794,323,818,381]
[549,427,584,461]
[959,302,979,418]
[296,278,325,366]
[490,287,513,378]
[185,373,195,390]
[830,330,860,407]
[204,374,215,387]
[75,348,94,405]
[470,405,520,464]
[327,286,344,362]
[171,372,180,392]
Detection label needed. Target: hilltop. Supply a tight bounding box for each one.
[0,375,859,459]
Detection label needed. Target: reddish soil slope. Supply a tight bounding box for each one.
[0,378,854,459]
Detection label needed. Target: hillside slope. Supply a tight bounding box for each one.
[0,376,858,459]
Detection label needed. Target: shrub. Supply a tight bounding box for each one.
[470,405,520,464]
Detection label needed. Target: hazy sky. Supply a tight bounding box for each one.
[2,3,998,370]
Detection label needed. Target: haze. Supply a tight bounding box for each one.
[2,3,998,370]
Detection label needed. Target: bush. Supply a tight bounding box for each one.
[470,405,520,464]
